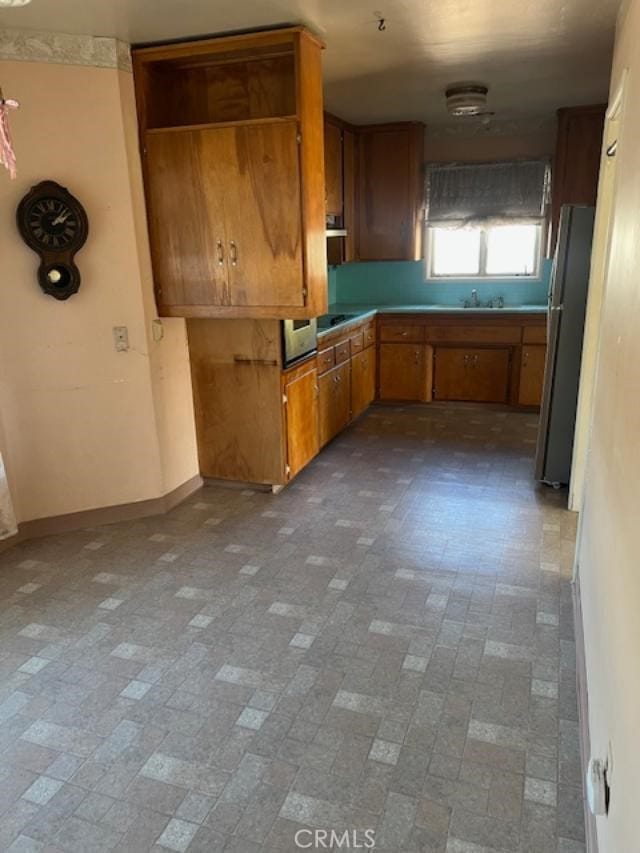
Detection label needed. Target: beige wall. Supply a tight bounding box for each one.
[576,0,640,849]
[0,57,198,523]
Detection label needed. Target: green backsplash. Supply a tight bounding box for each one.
[330,259,551,307]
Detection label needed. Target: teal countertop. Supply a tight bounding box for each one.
[318,303,547,338]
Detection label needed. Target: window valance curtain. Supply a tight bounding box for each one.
[425,159,551,227]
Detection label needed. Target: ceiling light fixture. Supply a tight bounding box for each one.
[0,0,33,6]
[445,83,491,117]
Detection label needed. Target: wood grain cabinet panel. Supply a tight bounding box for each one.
[223,121,305,308]
[550,104,605,252]
[379,343,431,401]
[146,131,230,308]
[284,362,319,478]
[350,330,364,354]
[324,121,343,216]
[319,361,351,447]
[351,346,376,419]
[317,346,335,374]
[334,340,351,364]
[358,123,425,261]
[518,345,547,407]
[380,325,424,343]
[434,347,511,403]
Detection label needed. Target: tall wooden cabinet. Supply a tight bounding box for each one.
[358,122,425,261]
[133,27,328,319]
[550,104,606,252]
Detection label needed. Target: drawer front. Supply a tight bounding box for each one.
[317,346,335,374]
[335,340,351,364]
[522,325,547,344]
[350,330,364,354]
[364,323,376,347]
[379,324,424,343]
[425,325,521,344]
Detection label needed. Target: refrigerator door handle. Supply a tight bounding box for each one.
[549,305,564,312]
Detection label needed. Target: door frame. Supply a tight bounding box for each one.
[568,72,627,513]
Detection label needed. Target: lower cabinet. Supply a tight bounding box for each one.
[433,347,511,403]
[379,343,432,401]
[518,345,547,406]
[283,361,319,479]
[319,361,351,447]
[351,346,376,418]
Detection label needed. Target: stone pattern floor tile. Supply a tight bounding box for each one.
[0,404,584,851]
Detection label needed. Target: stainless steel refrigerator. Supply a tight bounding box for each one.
[535,205,595,487]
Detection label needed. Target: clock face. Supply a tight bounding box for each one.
[25,197,81,250]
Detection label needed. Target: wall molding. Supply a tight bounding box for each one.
[0,474,202,554]
[572,572,599,853]
[0,28,131,71]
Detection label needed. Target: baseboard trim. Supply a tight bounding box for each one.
[1,474,203,549]
[572,572,599,853]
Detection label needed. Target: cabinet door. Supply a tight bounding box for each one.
[145,130,229,309]
[285,364,319,478]
[518,345,547,407]
[324,121,343,216]
[351,346,376,419]
[379,343,430,401]
[358,124,424,261]
[220,120,305,308]
[434,347,510,403]
[343,128,357,262]
[318,361,351,447]
[550,105,605,250]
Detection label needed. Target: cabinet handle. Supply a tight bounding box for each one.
[216,240,224,266]
[229,241,238,266]
[400,331,408,337]
[414,350,420,364]
[463,354,469,365]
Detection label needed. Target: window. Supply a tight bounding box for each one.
[428,223,541,279]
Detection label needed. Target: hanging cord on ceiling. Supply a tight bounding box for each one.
[374,11,386,30]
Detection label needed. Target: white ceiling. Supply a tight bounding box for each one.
[0,0,619,127]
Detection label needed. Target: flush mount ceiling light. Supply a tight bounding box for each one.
[445,83,491,117]
[0,0,33,6]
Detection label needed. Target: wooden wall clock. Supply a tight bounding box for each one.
[16,180,89,301]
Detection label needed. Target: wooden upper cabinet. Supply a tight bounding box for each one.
[550,104,606,252]
[324,121,343,216]
[358,123,425,261]
[132,27,328,319]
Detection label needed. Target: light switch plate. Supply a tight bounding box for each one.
[113,326,129,352]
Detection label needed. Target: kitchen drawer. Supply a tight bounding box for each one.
[425,325,521,344]
[335,340,351,364]
[364,323,376,347]
[522,325,547,344]
[350,330,364,354]
[379,324,424,343]
[317,346,335,374]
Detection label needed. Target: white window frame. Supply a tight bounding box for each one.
[426,222,544,280]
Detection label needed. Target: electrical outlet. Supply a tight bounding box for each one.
[113,326,129,352]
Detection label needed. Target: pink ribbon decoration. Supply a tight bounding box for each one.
[0,94,20,180]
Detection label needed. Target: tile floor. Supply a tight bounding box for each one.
[0,404,585,852]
